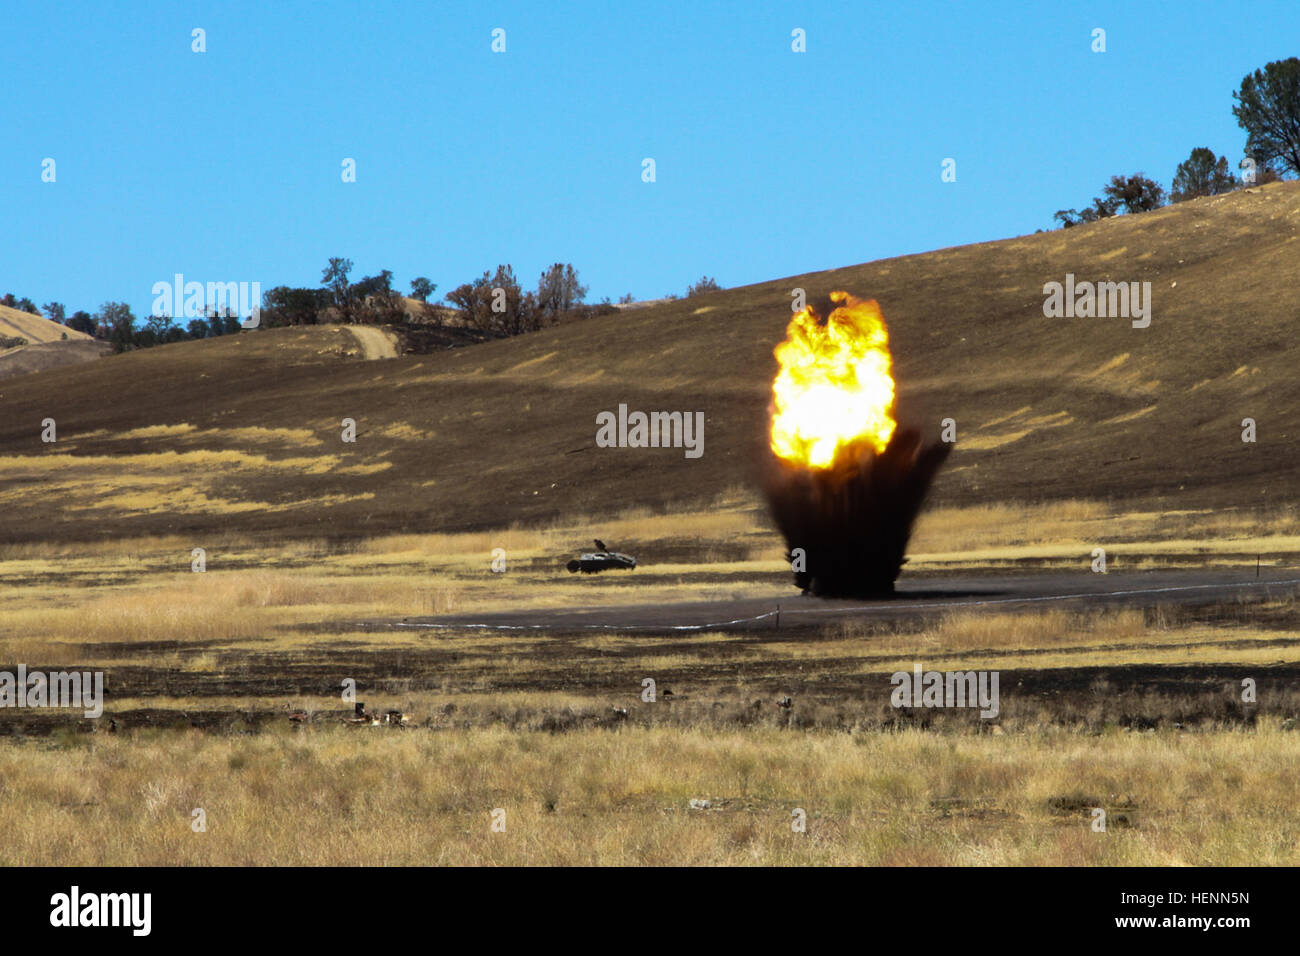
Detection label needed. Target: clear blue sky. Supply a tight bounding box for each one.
[4,0,1294,319]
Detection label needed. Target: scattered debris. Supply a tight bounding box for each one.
[346,702,402,727]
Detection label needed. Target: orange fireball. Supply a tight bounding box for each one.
[769,291,897,469]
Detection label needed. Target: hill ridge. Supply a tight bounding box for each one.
[0,180,1296,541]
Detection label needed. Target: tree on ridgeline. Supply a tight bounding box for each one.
[489,265,533,336]
[315,259,408,325]
[95,301,137,352]
[1171,148,1240,201]
[1102,173,1166,213]
[66,310,95,336]
[43,302,66,323]
[447,265,534,336]
[1053,175,1161,228]
[261,285,331,327]
[408,276,442,325]
[204,306,241,337]
[535,263,587,323]
[1233,57,1300,177]
[321,257,355,322]
[686,276,722,297]
[409,277,437,302]
[445,275,491,330]
[137,312,172,348]
[349,269,406,324]
[1053,204,1108,228]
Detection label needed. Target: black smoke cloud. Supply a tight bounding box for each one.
[764,428,950,598]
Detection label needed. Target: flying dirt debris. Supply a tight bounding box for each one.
[566,540,637,574]
[763,292,950,599]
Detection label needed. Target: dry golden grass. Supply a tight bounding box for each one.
[0,534,325,562]
[0,449,339,474]
[912,500,1108,551]
[1,724,1297,865]
[911,500,1299,554]
[0,494,1290,570]
[0,303,94,343]
[0,497,1295,660]
[0,571,466,656]
[824,607,1148,657]
[0,498,1296,866]
[375,422,436,441]
[724,601,1300,673]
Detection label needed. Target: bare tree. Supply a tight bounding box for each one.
[535,263,588,322]
[321,257,354,321]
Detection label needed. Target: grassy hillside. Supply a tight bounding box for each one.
[0,340,107,381]
[0,304,103,382]
[1,181,1297,543]
[0,304,94,344]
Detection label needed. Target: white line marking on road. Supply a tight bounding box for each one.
[363,578,1300,633]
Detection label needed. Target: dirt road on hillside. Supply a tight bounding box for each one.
[347,326,399,359]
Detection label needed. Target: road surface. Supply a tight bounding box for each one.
[347,326,399,359]
[370,568,1300,633]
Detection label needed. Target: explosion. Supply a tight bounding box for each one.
[764,292,950,599]
[770,292,897,468]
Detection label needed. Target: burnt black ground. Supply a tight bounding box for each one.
[4,567,1297,738]
[1,182,1298,542]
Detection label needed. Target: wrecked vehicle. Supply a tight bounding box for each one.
[566,539,637,574]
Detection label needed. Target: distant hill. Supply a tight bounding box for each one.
[0,304,94,344]
[0,340,109,380]
[0,305,103,381]
[0,181,1296,542]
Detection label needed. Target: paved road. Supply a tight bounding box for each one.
[379,568,1300,633]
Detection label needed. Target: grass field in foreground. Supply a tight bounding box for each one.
[2,726,1297,865]
[1,497,1296,865]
